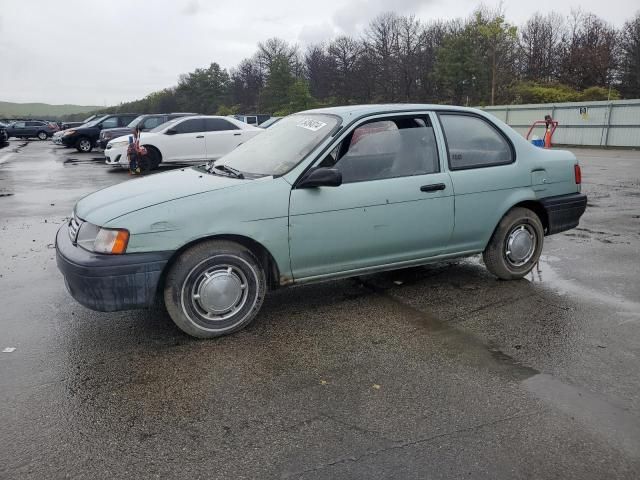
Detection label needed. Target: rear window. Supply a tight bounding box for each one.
[439,114,513,170]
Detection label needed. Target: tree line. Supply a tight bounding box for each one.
[68,6,640,120]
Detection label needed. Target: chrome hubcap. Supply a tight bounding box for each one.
[505,225,536,267]
[190,265,248,320]
[80,140,90,151]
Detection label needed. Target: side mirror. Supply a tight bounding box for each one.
[165,128,177,135]
[297,167,342,189]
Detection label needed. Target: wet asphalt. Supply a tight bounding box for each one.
[0,140,639,479]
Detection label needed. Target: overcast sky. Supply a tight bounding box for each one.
[0,0,635,106]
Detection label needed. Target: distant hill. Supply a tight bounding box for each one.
[0,101,102,119]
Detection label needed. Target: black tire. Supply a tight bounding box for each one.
[163,240,266,338]
[144,146,161,170]
[37,131,48,140]
[483,207,544,280]
[76,137,93,153]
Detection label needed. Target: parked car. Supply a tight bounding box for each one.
[56,104,587,338]
[259,116,282,128]
[60,113,138,152]
[54,115,102,144]
[104,115,261,169]
[98,113,197,149]
[6,120,57,140]
[0,123,8,144]
[233,114,271,126]
[61,121,84,130]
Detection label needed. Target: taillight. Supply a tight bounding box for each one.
[574,164,582,184]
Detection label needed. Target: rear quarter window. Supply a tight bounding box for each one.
[439,114,514,170]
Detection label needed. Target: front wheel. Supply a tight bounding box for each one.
[163,240,266,338]
[483,207,544,280]
[37,131,48,140]
[76,137,93,153]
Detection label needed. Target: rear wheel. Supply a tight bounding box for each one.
[76,137,92,153]
[163,240,266,338]
[483,207,544,280]
[37,131,48,140]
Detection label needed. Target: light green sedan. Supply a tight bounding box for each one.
[56,105,587,338]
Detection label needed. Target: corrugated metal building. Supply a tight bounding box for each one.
[481,99,640,148]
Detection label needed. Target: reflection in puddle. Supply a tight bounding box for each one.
[528,257,640,316]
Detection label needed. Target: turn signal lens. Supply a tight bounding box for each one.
[574,164,582,184]
[94,228,129,254]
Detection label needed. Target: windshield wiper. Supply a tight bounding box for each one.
[211,164,244,179]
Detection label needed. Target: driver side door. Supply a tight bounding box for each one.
[288,113,454,281]
[161,118,207,162]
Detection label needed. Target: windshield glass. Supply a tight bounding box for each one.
[83,115,108,128]
[150,116,186,133]
[127,115,145,128]
[214,114,339,176]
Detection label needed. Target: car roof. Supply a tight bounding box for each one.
[298,104,483,122]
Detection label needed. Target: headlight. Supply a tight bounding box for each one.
[109,140,129,148]
[63,130,76,136]
[76,222,129,254]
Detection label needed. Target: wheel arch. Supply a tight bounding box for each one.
[157,234,282,298]
[142,143,162,162]
[485,197,549,250]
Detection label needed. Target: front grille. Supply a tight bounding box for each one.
[68,214,82,243]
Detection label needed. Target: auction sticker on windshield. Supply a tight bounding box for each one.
[296,118,327,132]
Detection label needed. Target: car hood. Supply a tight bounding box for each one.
[75,167,250,226]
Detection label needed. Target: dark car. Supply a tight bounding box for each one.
[6,120,57,140]
[98,113,197,149]
[61,121,84,130]
[60,113,138,152]
[0,123,8,145]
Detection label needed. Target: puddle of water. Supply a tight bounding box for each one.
[530,257,640,315]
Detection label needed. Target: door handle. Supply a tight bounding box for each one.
[420,183,446,192]
[196,135,204,138]
[233,133,241,136]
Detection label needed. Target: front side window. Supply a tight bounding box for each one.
[327,116,439,183]
[173,118,205,134]
[205,118,239,132]
[13,122,26,128]
[101,117,118,129]
[439,114,513,170]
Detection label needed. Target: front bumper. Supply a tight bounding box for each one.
[55,222,173,312]
[60,135,77,147]
[541,193,587,235]
[105,145,128,167]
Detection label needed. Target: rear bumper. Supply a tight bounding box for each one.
[55,223,173,312]
[541,193,587,235]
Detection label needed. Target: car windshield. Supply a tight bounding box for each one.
[149,116,186,133]
[127,115,146,128]
[83,116,108,128]
[212,114,339,176]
